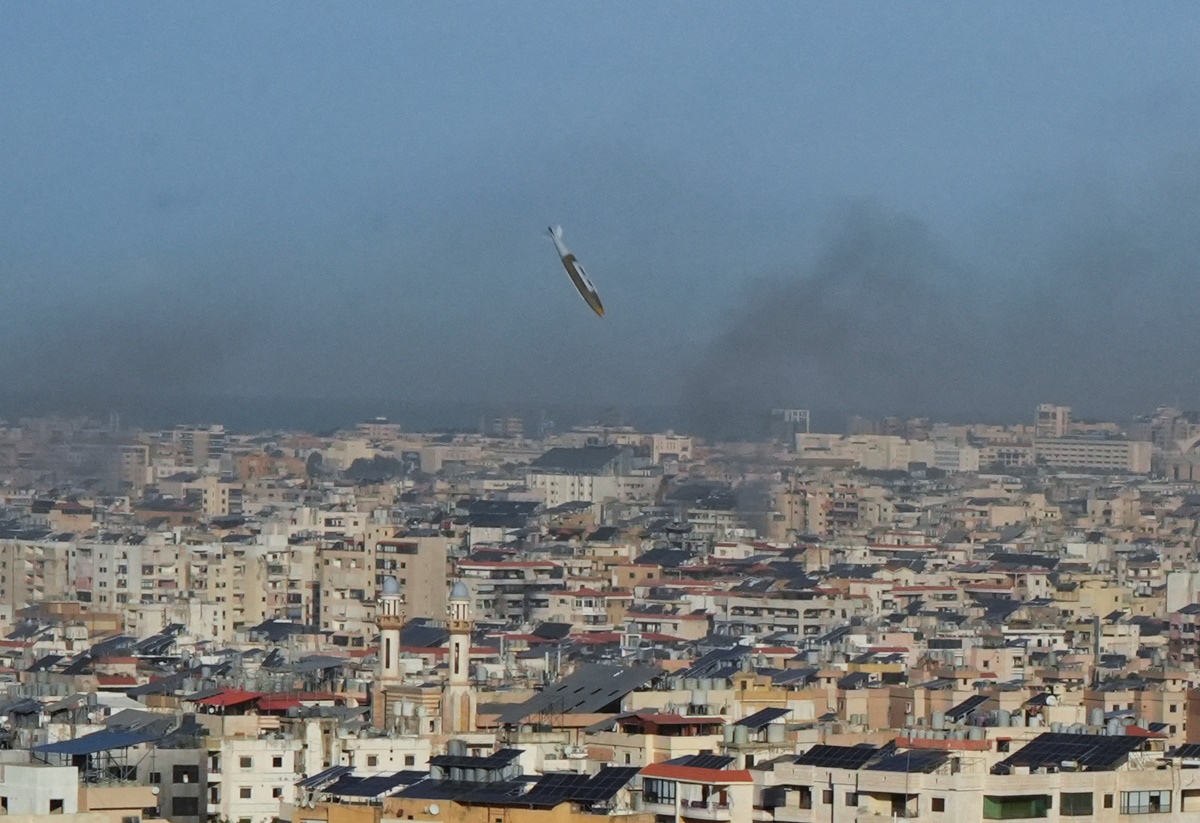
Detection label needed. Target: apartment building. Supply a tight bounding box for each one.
[1035,403,1073,438]
[1034,437,1153,473]
[458,559,564,624]
[374,534,451,622]
[526,446,625,509]
[0,536,71,625]
[768,734,1195,823]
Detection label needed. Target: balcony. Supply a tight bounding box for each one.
[681,798,734,820]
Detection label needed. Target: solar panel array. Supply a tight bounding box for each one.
[677,647,748,680]
[945,694,991,721]
[736,707,790,729]
[33,727,162,756]
[572,767,641,803]
[794,745,880,769]
[26,654,62,673]
[298,765,352,789]
[691,753,736,770]
[664,753,734,770]
[325,771,425,798]
[430,748,522,770]
[994,733,1144,773]
[394,766,641,808]
[867,750,949,773]
[1169,744,1200,759]
[521,772,593,806]
[454,781,530,805]
[395,780,482,801]
[495,665,661,724]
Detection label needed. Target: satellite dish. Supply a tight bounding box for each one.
[428,804,440,815]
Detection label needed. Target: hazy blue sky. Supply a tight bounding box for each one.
[4,3,1200,428]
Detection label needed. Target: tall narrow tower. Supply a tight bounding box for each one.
[442,580,477,735]
[373,576,405,729]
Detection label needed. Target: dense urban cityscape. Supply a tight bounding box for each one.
[1,403,1200,821]
[8,2,1200,822]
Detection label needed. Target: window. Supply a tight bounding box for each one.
[1060,792,1093,816]
[997,739,1011,753]
[50,799,64,814]
[405,755,415,766]
[643,779,676,804]
[172,797,199,816]
[273,756,283,768]
[983,795,1049,819]
[1104,794,1113,809]
[822,790,833,805]
[239,787,252,799]
[272,787,283,798]
[932,798,945,812]
[150,771,162,784]
[846,792,858,807]
[367,756,378,767]
[1121,790,1171,814]
[240,757,252,769]
[173,765,200,784]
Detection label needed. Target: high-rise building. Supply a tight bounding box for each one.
[1033,436,1152,473]
[1034,404,1072,439]
[172,424,226,467]
[374,535,450,621]
[769,409,810,447]
[357,417,403,440]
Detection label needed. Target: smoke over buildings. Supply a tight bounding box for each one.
[684,153,1200,438]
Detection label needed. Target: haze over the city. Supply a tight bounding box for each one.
[4,3,1200,433]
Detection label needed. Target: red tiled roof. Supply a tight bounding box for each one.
[624,712,724,725]
[627,611,707,621]
[257,692,337,712]
[1123,724,1166,738]
[641,633,687,644]
[755,647,799,656]
[97,674,137,687]
[194,689,263,708]
[572,632,621,645]
[898,737,990,751]
[640,763,753,784]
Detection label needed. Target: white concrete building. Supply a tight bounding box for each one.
[1033,437,1153,473]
